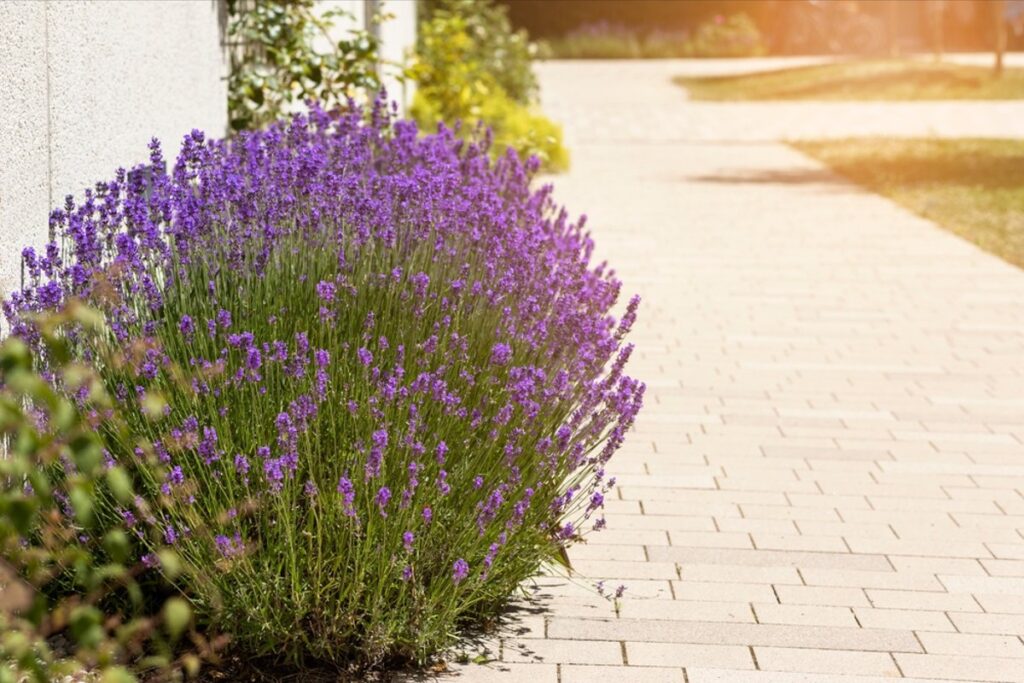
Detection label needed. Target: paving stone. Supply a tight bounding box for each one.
[678,564,801,586]
[647,547,892,572]
[895,653,1024,682]
[617,599,755,623]
[501,638,622,665]
[916,631,1024,658]
[687,669,937,683]
[672,580,777,603]
[798,568,942,591]
[440,662,558,682]
[852,607,956,632]
[864,589,982,613]
[545,619,920,653]
[561,665,682,683]
[625,642,755,669]
[774,585,871,608]
[948,611,1024,635]
[752,647,901,677]
[752,603,858,628]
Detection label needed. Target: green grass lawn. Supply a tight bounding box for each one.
[793,138,1024,269]
[676,60,1024,100]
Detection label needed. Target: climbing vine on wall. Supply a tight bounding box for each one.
[226,0,382,131]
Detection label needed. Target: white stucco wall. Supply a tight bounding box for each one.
[376,0,418,108]
[0,0,228,301]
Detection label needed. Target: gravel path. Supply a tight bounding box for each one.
[441,58,1024,683]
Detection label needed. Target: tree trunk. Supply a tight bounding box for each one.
[995,0,1007,76]
[927,1,946,61]
[888,1,899,57]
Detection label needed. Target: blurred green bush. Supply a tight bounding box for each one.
[412,0,569,172]
[0,302,221,682]
[543,13,765,60]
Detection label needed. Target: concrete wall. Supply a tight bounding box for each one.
[0,0,229,300]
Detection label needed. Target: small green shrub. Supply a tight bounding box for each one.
[544,14,765,59]
[541,22,646,60]
[421,0,539,105]
[0,303,219,682]
[680,13,765,58]
[411,9,568,172]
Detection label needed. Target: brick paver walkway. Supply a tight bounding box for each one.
[443,60,1024,682]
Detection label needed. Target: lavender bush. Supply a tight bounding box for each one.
[3,101,643,667]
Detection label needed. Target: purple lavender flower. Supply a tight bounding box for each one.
[316,280,336,303]
[216,309,232,329]
[337,476,356,517]
[490,343,512,366]
[375,486,391,516]
[402,531,415,552]
[365,428,388,479]
[215,533,245,558]
[161,465,185,495]
[452,558,469,584]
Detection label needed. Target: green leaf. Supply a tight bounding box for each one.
[162,598,191,640]
[99,666,136,683]
[553,544,572,572]
[68,485,95,527]
[50,399,76,432]
[5,496,38,535]
[105,467,134,505]
[157,549,182,579]
[69,605,104,649]
[68,433,102,472]
[140,392,167,420]
[69,304,106,332]
[102,529,131,564]
[0,338,31,373]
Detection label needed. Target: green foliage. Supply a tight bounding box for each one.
[411,7,568,172]
[544,14,765,59]
[679,13,765,58]
[420,0,538,105]
[675,60,1024,102]
[227,0,381,131]
[0,303,219,682]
